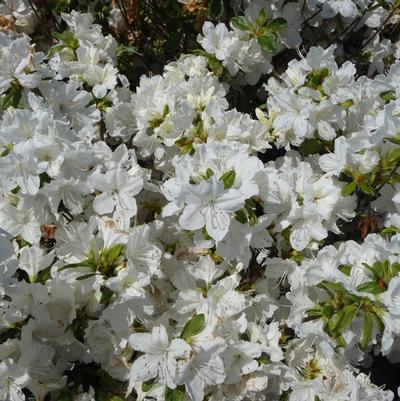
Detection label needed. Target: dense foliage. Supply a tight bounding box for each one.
[0,1,400,401]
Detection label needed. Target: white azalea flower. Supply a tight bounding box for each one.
[129,325,191,389]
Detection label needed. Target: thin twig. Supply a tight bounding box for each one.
[362,4,400,49]
[27,0,53,40]
[301,7,322,28]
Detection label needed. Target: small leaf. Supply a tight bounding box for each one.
[386,135,400,145]
[359,183,377,197]
[219,169,236,189]
[209,0,223,17]
[381,226,399,236]
[205,168,214,179]
[299,138,323,155]
[319,281,349,296]
[341,181,356,196]
[306,305,324,318]
[257,353,271,365]
[76,273,97,281]
[48,44,72,57]
[181,314,205,341]
[266,17,287,33]
[165,385,185,401]
[142,378,156,392]
[357,281,383,294]
[105,244,125,262]
[58,259,95,271]
[380,90,396,102]
[53,31,79,50]
[234,209,248,224]
[258,33,277,53]
[231,16,253,31]
[386,148,400,165]
[304,68,330,89]
[339,99,354,107]
[361,311,373,351]
[116,43,139,58]
[331,304,358,336]
[256,9,269,26]
[338,264,352,276]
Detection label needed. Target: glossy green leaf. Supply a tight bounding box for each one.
[341,181,356,196]
[231,16,253,31]
[165,385,185,401]
[258,33,277,53]
[361,311,373,350]
[380,90,396,102]
[181,314,205,341]
[219,169,236,189]
[256,9,269,26]
[331,304,358,335]
[209,0,223,17]
[359,183,377,196]
[356,281,383,294]
[266,17,287,32]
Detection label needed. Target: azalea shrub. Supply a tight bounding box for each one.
[1,0,400,400]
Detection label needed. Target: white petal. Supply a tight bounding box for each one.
[204,204,230,242]
[169,339,191,358]
[179,204,204,231]
[129,333,155,353]
[93,193,115,215]
[130,354,159,383]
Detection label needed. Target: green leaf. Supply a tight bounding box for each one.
[76,273,97,281]
[209,0,223,17]
[100,286,113,305]
[256,9,269,26]
[165,385,185,401]
[381,225,400,236]
[234,209,248,224]
[266,17,287,33]
[356,281,383,294]
[116,44,139,58]
[380,90,396,102]
[231,16,253,31]
[181,314,205,341]
[58,259,95,271]
[331,304,358,336]
[338,264,352,276]
[307,305,324,318]
[386,135,400,145]
[304,68,330,89]
[204,168,214,179]
[299,138,323,155]
[258,33,277,53]
[219,169,236,189]
[47,44,72,57]
[362,261,385,278]
[142,378,156,392]
[386,148,400,165]
[257,353,271,365]
[341,181,356,196]
[53,31,79,50]
[359,183,377,196]
[320,281,348,295]
[339,99,354,107]
[104,244,125,262]
[1,84,23,109]
[361,311,373,351]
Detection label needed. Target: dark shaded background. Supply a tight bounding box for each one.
[371,356,400,399]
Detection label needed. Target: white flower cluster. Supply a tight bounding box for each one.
[0,1,399,401]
